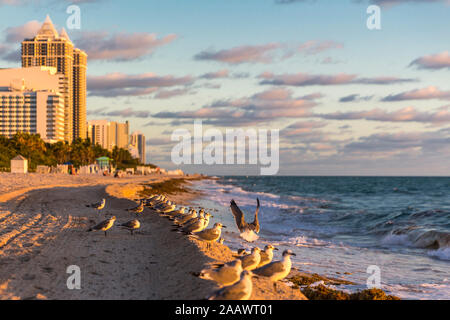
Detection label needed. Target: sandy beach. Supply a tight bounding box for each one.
[0,173,306,300]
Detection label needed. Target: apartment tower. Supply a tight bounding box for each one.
[21,15,87,142]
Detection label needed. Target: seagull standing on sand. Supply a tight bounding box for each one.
[197,259,243,287]
[118,219,141,235]
[87,216,116,237]
[190,223,226,249]
[252,249,296,291]
[86,198,106,213]
[258,245,278,268]
[236,247,261,271]
[207,270,254,300]
[230,198,260,233]
[126,200,144,215]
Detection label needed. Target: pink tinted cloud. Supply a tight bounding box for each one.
[87,72,193,97]
[319,106,450,124]
[298,40,344,55]
[194,43,282,64]
[259,72,416,86]
[4,20,41,42]
[409,51,450,70]
[382,86,450,101]
[75,31,177,61]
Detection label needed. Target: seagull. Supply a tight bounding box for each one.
[173,210,197,225]
[86,198,106,212]
[253,249,296,291]
[190,223,226,249]
[197,259,243,287]
[126,200,144,215]
[258,245,278,268]
[87,216,116,237]
[207,270,254,300]
[233,248,249,258]
[174,214,211,234]
[118,219,141,235]
[239,247,261,270]
[230,198,260,233]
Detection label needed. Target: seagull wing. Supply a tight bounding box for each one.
[230,200,247,232]
[249,198,260,233]
[253,260,285,277]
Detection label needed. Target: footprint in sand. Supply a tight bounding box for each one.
[22,274,36,280]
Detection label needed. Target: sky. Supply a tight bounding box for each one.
[0,0,449,175]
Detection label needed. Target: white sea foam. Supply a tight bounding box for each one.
[428,247,450,261]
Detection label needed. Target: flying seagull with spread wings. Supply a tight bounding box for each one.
[229,198,260,234]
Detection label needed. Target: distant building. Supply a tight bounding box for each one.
[11,155,28,173]
[116,121,129,149]
[0,67,65,142]
[87,120,129,151]
[130,131,146,164]
[21,15,87,142]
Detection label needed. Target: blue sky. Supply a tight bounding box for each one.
[0,0,449,175]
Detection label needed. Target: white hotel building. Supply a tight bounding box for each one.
[0,66,65,143]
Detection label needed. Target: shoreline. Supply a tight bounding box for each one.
[0,173,398,300]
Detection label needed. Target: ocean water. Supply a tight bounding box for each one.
[191,176,450,300]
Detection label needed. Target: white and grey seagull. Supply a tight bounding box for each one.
[118,219,141,235]
[252,249,296,291]
[207,270,254,300]
[197,259,243,287]
[230,198,260,233]
[190,223,226,249]
[87,216,116,237]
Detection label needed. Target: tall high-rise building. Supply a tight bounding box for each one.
[21,15,87,142]
[0,67,65,142]
[116,121,129,149]
[130,131,146,164]
[73,48,87,140]
[87,120,129,151]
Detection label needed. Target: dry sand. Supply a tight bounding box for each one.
[0,173,306,300]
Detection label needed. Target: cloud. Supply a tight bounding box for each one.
[297,40,344,55]
[382,86,450,102]
[154,88,192,99]
[87,72,194,97]
[151,87,320,126]
[199,69,250,79]
[318,106,450,124]
[146,137,173,146]
[74,31,177,61]
[89,107,151,118]
[0,20,41,62]
[259,72,415,86]
[339,94,373,103]
[409,51,450,70]
[194,43,282,64]
[4,20,41,42]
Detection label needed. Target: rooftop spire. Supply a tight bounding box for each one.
[36,15,59,39]
[59,27,72,43]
